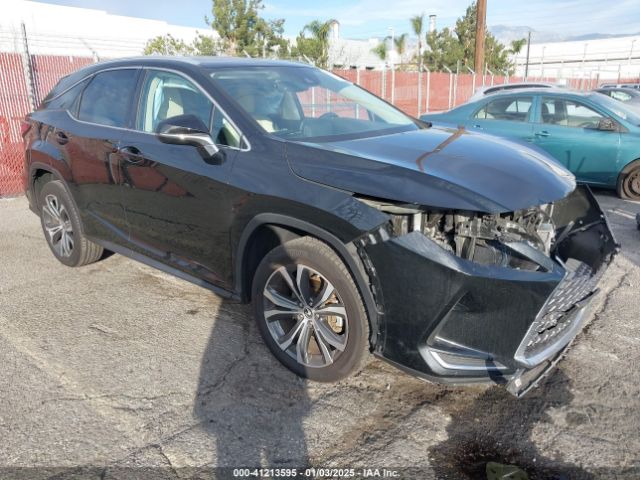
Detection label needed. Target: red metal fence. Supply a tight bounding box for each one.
[0,53,31,196]
[0,53,97,196]
[0,54,622,197]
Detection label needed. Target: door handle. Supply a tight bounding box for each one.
[55,130,69,145]
[535,130,550,137]
[118,146,145,164]
[473,124,483,129]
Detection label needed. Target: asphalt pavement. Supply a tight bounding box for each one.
[0,191,639,479]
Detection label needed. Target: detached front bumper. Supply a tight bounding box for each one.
[362,186,618,396]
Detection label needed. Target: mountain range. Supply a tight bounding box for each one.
[490,25,640,45]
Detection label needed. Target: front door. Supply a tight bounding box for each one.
[116,69,245,289]
[532,96,621,185]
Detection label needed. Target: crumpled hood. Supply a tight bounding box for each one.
[286,126,576,213]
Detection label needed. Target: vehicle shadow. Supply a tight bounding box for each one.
[428,369,604,480]
[592,188,640,268]
[193,291,311,472]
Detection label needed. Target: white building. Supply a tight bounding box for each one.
[0,0,216,58]
[327,20,386,70]
[513,35,640,82]
[325,20,422,70]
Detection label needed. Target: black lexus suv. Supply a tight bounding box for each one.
[23,57,617,396]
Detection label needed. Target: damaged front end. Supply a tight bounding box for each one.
[358,186,618,397]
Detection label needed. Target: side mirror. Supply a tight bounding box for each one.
[156,114,223,164]
[597,117,617,131]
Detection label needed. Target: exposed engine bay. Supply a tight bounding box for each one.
[361,198,557,271]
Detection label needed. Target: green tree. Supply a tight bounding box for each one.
[423,1,514,74]
[144,1,289,58]
[371,40,387,62]
[393,33,408,66]
[410,14,425,70]
[192,33,221,55]
[205,0,288,57]
[296,20,332,68]
[484,35,512,73]
[264,18,290,57]
[424,27,463,71]
[143,34,196,55]
[508,38,527,56]
[143,32,222,56]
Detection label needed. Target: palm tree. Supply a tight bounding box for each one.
[372,41,387,63]
[410,14,425,71]
[394,33,408,66]
[301,20,333,68]
[505,38,527,71]
[508,38,527,58]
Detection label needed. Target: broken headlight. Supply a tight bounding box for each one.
[359,197,556,271]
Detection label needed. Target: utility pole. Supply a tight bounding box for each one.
[388,26,395,68]
[474,0,487,74]
[524,30,532,79]
[20,22,37,110]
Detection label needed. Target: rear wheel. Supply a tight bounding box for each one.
[252,236,370,382]
[617,163,640,200]
[38,180,103,267]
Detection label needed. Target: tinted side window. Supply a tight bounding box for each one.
[137,70,242,148]
[474,96,532,122]
[138,70,213,133]
[44,79,88,115]
[541,97,603,128]
[610,90,633,102]
[78,70,138,127]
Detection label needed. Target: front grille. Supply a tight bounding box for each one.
[516,259,601,366]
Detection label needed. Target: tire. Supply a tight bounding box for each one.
[38,179,103,267]
[617,163,640,200]
[252,236,370,382]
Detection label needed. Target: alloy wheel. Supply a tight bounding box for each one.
[262,264,349,368]
[42,194,74,258]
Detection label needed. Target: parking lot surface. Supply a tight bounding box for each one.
[1,192,639,479]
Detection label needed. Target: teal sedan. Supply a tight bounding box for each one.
[421,88,640,200]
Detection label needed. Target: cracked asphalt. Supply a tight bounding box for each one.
[0,192,639,479]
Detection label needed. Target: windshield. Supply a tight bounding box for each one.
[208,66,422,141]
[589,92,640,126]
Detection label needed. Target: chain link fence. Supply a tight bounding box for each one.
[0,52,31,196]
[1,27,636,197]
[1,52,97,196]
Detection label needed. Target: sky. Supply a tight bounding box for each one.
[33,0,640,41]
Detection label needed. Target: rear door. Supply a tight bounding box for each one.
[467,95,535,143]
[115,68,245,289]
[531,96,621,185]
[57,68,139,244]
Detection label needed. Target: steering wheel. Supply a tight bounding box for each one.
[577,121,594,128]
[318,112,339,120]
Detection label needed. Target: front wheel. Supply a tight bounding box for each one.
[617,164,640,200]
[252,237,370,382]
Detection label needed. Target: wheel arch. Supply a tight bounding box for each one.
[29,162,61,210]
[616,157,640,197]
[28,163,83,229]
[619,157,640,176]
[235,213,381,347]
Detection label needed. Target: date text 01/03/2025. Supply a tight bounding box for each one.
[232,467,401,478]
